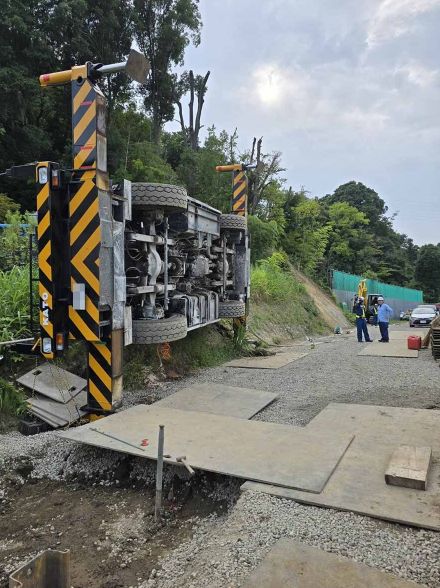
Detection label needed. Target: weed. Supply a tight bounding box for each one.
[0,377,27,416]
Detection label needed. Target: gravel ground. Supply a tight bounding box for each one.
[1,325,439,587]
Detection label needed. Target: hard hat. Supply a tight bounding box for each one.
[358,296,364,301]
[378,296,384,301]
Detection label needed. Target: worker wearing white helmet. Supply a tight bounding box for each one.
[377,296,393,342]
[354,296,373,343]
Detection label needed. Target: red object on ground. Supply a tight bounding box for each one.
[408,335,422,350]
[140,439,149,447]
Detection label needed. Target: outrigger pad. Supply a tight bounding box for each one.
[17,363,86,403]
[126,49,150,84]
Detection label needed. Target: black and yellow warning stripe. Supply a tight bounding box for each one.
[36,163,54,359]
[72,79,97,173]
[68,77,101,341]
[68,179,101,341]
[232,170,247,216]
[87,339,112,412]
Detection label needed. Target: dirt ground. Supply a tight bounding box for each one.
[0,466,232,587]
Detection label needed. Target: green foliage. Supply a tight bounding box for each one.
[0,0,134,209]
[284,197,330,274]
[415,244,440,302]
[248,215,281,263]
[249,253,327,342]
[0,211,35,271]
[134,0,202,142]
[0,194,20,222]
[0,265,33,342]
[324,201,375,275]
[252,252,305,302]
[0,377,27,416]
[172,126,234,208]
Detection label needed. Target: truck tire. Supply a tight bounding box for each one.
[132,314,188,344]
[219,214,247,231]
[219,300,246,318]
[131,183,188,212]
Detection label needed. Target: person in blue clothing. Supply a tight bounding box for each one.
[354,296,373,343]
[377,296,393,342]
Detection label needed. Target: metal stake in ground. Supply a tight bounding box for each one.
[155,424,165,521]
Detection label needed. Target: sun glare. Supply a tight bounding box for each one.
[256,67,283,105]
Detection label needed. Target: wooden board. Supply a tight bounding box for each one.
[224,351,309,369]
[242,403,440,530]
[358,340,418,358]
[17,363,86,403]
[242,540,425,587]
[385,445,431,490]
[59,405,353,493]
[155,383,277,419]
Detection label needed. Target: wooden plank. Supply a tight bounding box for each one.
[242,540,426,587]
[59,405,353,493]
[385,445,431,490]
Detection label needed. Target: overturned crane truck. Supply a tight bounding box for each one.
[3,50,250,420]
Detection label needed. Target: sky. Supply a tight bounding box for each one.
[168,0,440,245]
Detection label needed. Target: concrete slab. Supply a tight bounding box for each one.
[224,351,309,369]
[242,540,425,587]
[27,391,87,427]
[358,340,418,358]
[59,406,353,492]
[155,383,277,419]
[242,403,440,530]
[17,363,86,403]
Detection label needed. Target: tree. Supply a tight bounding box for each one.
[173,126,233,207]
[0,194,20,222]
[246,137,285,215]
[415,245,440,302]
[175,70,210,149]
[324,201,377,276]
[247,215,280,263]
[285,198,331,274]
[0,0,135,210]
[323,181,388,230]
[134,0,201,143]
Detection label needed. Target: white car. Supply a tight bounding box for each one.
[409,306,437,327]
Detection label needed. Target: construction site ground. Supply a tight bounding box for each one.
[1,324,440,587]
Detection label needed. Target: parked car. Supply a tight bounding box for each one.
[409,306,437,327]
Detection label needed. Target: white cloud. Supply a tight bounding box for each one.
[396,61,439,87]
[367,0,440,47]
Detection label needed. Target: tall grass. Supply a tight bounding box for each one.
[0,266,33,342]
[250,252,328,341]
[0,377,27,416]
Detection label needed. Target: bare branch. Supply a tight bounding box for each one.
[194,70,210,149]
[189,70,195,148]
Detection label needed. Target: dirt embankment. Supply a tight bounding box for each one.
[292,269,350,330]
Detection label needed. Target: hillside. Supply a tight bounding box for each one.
[292,269,350,331]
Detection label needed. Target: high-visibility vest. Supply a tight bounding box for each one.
[356,305,366,319]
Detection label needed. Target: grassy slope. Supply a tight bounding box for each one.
[249,258,329,344]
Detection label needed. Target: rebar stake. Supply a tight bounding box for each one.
[155,424,165,521]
